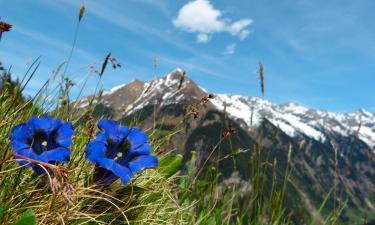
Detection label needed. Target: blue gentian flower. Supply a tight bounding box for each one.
[8,115,74,174]
[85,119,158,186]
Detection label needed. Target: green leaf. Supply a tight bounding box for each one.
[13,209,36,225]
[158,154,183,178]
[0,208,4,218]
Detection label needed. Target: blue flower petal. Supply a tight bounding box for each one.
[127,128,148,150]
[30,115,62,134]
[93,166,118,185]
[55,122,74,147]
[9,123,33,142]
[37,147,70,163]
[117,125,130,140]
[14,147,38,167]
[127,155,158,173]
[31,138,44,155]
[95,132,108,144]
[97,157,133,185]
[130,143,152,156]
[85,141,106,163]
[105,147,119,159]
[98,120,130,146]
[85,121,157,186]
[10,140,30,152]
[32,165,46,175]
[120,144,152,164]
[9,115,74,174]
[98,119,119,140]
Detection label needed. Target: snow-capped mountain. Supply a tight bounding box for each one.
[78,69,375,220]
[78,68,206,118]
[211,94,375,148]
[117,68,205,116]
[83,68,375,150]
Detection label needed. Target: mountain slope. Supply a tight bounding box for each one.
[78,69,375,223]
[211,94,375,149]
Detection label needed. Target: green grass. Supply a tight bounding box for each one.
[0,71,186,224]
[0,4,346,224]
[0,61,307,224]
[0,57,346,225]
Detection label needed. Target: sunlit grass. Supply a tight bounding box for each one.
[0,4,346,225]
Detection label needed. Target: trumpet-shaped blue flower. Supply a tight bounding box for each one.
[8,115,74,174]
[85,119,158,186]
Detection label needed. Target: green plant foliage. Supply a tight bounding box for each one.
[12,209,36,225]
[158,154,183,178]
[0,5,349,225]
[0,208,4,218]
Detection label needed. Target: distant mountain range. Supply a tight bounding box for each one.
[78,69,375,223]
[212,94,375,150]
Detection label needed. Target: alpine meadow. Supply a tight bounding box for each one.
[0,1,374,225]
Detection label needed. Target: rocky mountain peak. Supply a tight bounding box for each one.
[80,69,375,149]
[212,93,375,148]
[80,69,208,118]
[76,69,375,218]
[357,108,374,118]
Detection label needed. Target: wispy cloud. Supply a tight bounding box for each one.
[130,0,171,17]
[173,0,253,43]
[224,44,236,55]
[76,1,233,72]
[157,55,221,78]
[39,0,237,74]
[13,25,96,62]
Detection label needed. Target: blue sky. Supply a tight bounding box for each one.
[0,0,374,112]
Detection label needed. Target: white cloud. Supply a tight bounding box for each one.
[197,33,210,43]
[224,44,236,55]
[238,30,251,40]
[173,0,253,43]
[228,19,252,36]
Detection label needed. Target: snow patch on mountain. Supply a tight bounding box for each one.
[212,94,375,147]
[82,68,375,148]
[124,70,191,115]
[104,83,128,95]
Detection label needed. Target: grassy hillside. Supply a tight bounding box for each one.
[0,5,358,225]
[0,57,348,224]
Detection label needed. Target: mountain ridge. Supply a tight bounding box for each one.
[82,68,375,149]
[77,68,375,223]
